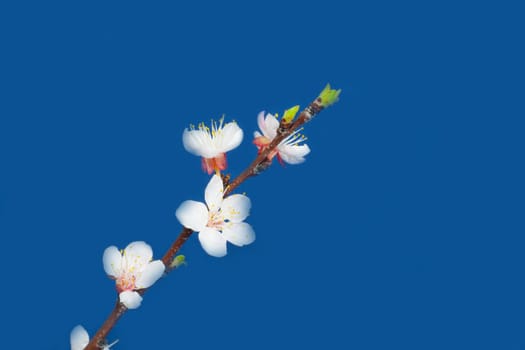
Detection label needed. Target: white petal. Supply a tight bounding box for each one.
[70,325,89,350]
[123,241,153,268]
[222,222,256,247]
[257,111,277,140]
[182,129,205,156]
[204,174,224,211]
[119,290,143,309]
[278,144,311,164]
[183,129,218,158]
[198,228,227,257]
[135,260,165,289]
[256,111,266,135]
[221,194,251,223]
[215,122,243,153]
[261,112,279,139]
[176,200,208,232]
[102,246,122,278]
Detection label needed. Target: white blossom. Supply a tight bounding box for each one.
[253,111,310,164]
[176,174,255,257]
[183,117,243,174]
[103,241,165,309]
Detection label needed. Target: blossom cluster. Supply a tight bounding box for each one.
[70,108,313,349]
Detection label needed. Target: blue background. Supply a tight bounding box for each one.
[0,1,523,349]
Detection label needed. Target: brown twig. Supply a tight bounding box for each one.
[84,95,325,350]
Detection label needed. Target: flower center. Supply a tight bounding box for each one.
[207,210,224,230]
[116,273,137,292]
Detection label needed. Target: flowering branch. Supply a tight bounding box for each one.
[227,86,337,195]
[78,84,340,350]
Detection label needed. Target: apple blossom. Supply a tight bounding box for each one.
[175,174,255,257]
[103,241,165,309]
[253,111,311,165]
[182,117,243,174]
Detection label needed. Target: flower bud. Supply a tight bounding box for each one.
[317,83,341,107]
[170,255,187,269]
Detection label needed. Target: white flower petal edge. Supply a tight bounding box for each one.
[217,122,243,152]
[183,129,217,158]
[278,143,311,164]
[257,111,279,139]
[204,174,224,211]
[103,246,122,278]
[223,222,256,247]
[176,200,208,231]
[198,228,227,257]
[123,241,153,266]
[119,290,143,309]
[135,260,165,289]
[70,325,89,350]
[222,194,251,223]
